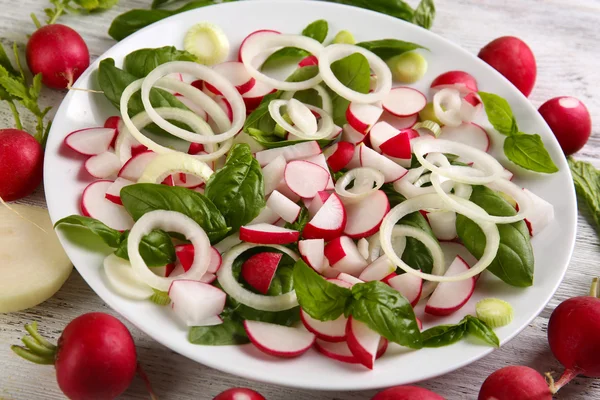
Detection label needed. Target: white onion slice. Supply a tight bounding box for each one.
[128,210,211,290]
[433,88,462,127]
[380,193,500,282]
[318,44,392,104]
[393,166,453,198]
[103,254,154,300]
[217,243,299,311]
[138,153,214,185]
[367,228,407,263]
[335,167,384,204]
[268,99,334,140]
[280,84,333,116]
[241,34,324,91]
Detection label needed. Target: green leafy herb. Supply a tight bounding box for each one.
[422,322,466,347]
[356,39,426,60]
[465,315,500,347]
[285,205,310,232]
[205,144,265,232]
[328,53,371,126]
[456,185,534,287]
[350,281,422,349]
[123,46,197,77]
[120,183,230,243]
[413,0,436,29]
[327,0,415,25]
[569,157,600,229]
[114,229,176,267]
[188,310,249,346]
[478,92,518,136]
[149,289,171,306]
[504,134,559,174]
[54,215,122,248]
[42,0,117,25]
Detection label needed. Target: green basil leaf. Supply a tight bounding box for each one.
[54,215,122,248]
[151,0,173,8]
[465,316,500,347]
[115,229,176,267]
[73,0,118,11]
[504,133,559,174]
[351,281,422,348]
[356,39,426,60]
[120,183,230,243]
[124,46,197,77]
[456,185,534,287]
[478,92,518,136]
[303,19,329,42]
[293,259,352,321]
[413,0,435,29]
[0,43,17,76]
[188,311,249,346]
[327,0,415,24]
[328,53,371,126]
[205,144,265,232]
[568,157,600,229]
[422,321,467,347]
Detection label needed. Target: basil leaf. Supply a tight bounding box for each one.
[205,144,265,232]
[188,311,249,346]
[568,157,600,229]
[456,186,534,287]
[327,0,415,24]
[124,46,197,77]
[465,316,500,347]
[54,215,122,248]
[293,259,352,321]
[151,0,173,8]
[413,0,435,29]
[328,53,371,126]
[115,229,176,267]
[504,133,559,174]
[356,39,426,60]
[302,19,329,42]
[422,321,467,348]
[120,183,230,243]
[285,205,310,233]
[478,92,518,136]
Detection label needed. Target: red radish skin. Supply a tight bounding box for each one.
[238,29,280,62]
[478,36,536,97]
[372,386,444,400]
[324,141,355,172]
[26,24,90,89]
[430,71,478,93]
[244,320,315,358]
[104,116,120,148]
[239,223,300,244]
[214,388,266,400]
[0,129,43,201]
[241,252,283,294]
[538,96,592,155]
[299,55,319,67]
[478,366,552,400]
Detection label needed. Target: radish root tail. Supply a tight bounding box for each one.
[63,70,104,94]
[590,277,599,298]
[546,369,580,394]
[0,196,47,233]
[137,363,159,400]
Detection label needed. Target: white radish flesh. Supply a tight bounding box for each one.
[255,141,321,166]
[314,339,358,364]
[357,238,369,260]
[341,123,366,145]
[358,255,396,282]
[118,151,157,182]
[425,256,475,316]
[81,180,134,231]
[523,188,554,236]
[103,254,153,300]
[284,160,330,198]
[301,310,347,342]
[206,61,255,95]
[105,177,134,205]
[244,320,316,358]
[303,194,347,241]
[249,206,281,225]
[64,127,116,156]
[302,153,335,190]
[169,280,226,326]
[346,317,380,369]
[84,151,121,179]
[379,111,418,130]
[369,122,400,153]
[438,123,490,153]
[382,87,427,117]
[387,273,423,307]
[239,223,299,244]
[346,102,384,134]
[324,236,368,277]
[307,190,331,218]
[343,190,390,239]
[262,155,287,195]
[359,144,408,183]
[337,272,364,287]
[267,190,301,223]
[298,239,325,273]
[427,210,458,241]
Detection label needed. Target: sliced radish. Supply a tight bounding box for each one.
[337,272,364,287]
[307,190,331,218]
[188,142,206,155]
[357,238,369,260]
[168,280,226,326]
[204,61,255,95]
[460,92,482,122]
[359,144,408,183]
[244,320,315,358]
[262,155,287,195]
[105,177,134,205]
[81,180,134,231]
[241,252,283,294]
[172,173,205,189]
[358,255,396,282]
[239,223,300,244]
[118,150,157,182]
[369,121,400,153]
[174,245,222,274]
[84,151,120,179]
[250,206,281,225]
[341,123,367,145]
[314,339,358,364]
[238,29,280,62]
[346,103,384,134]
[431,70,478,93]
[284,160,330,198]
[327,277,351,288]
[379,111,418,130]
[387,273,423,307]
[303,194,347,241]
[343,190,390,239]
[523,188,554,236]
[64,127,117,156]
[425,256,475,316]
[382,87,427,117]
[242,80,277,111]
[438,123,490,152]
[346,316,380,369]
[298,55,318,67]
[501,168,514,181]
[324,142,355,172]
[324,236,368,277]
[301,309,347,342]
[266,190,301,223]
[427,211,457,241]
[302,153,334,190]
[200,273,217,284]
[255,141,321,166]
[275,179,301,203]
[379,128,419,161]
[298,239,325,273]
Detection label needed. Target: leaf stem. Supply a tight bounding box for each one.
[30,13,42,29]
[10,345,55,365]
[7,101,22,130]
[21,336,56,358]
[590,277,599,298]
[25,322,57,350]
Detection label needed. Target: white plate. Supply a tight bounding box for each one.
[44,0,576,391]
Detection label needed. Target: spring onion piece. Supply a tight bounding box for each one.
[184,22,230,65]
[333,30,355,45]
[103,254,154,300]
[128,210,211,291]
[476,298,514,328]
[280,84,333,115]
[138,153,214,185]
[380,193,500,282]
[268,99,334,140]
[387,52,428,84]
[217,243,299,311]
[335,167,384,203]
[413,120,442,137]
[419,102,442,125]
[433,88,462,127]
[149,289,171,306]
[318,44,392,104]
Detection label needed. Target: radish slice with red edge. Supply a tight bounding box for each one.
[298,55,318,67]
[359,144,408,183]
[341,123,367,145]
[343,190,390,239]
[379,129,419,160]
[244,320,315,358]
[204,61,255,95]
[346,102,384,134]
[64,127,116,156]
[84,151,120,179]
[169,280,226,326]
[255,140,321,166]
[81,180,134,231]
[238,29,280,62]
[298,239,325,273]
[425,256,475,316]
[301,309,347,343]
[337,273,364,287]
[118,150,157,182]
[242,79,277,110]
[241,252,283,294]
[387,273,423,307]
[438,123,490,153]
[379,111,418,130]
[250,206,281,225]
[303,193,347,241]
[314,339,358,364]
[382,87,427,117]
[523,188,554,236]
[302,153,334,190]
[324,236,368,277]
[430,70,478,93]
[307,190,331,218]
[369,121,401,153]
[284,160,330,198]
[346,316,380,369]
[267,190,301,223]
[358,255,396,282]
[460,93,482,122]
[174,245,222,274]
[105,177,134,206]
[324,142,355,172]
[239,223,299,244]
[104,116,120,147]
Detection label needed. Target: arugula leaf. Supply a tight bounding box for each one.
[465,316,500,347]
[115,229,176,267]
[356,39,426,60]
[328,53,371,126]
[327,0,415,24]
[422,322,466,347]
[124,46,197,77]
[54,215,122,248]
[456,186,534,287]
[478,92,518,136]
[188,310,249,346]
[350,281,422,349]
[302,19,329,42]
[120,183,230,243]
[293,260,352,321]
[504,133,559,174]
[413,0,436,29]
[205,144,265,232]
[568,157,600,229]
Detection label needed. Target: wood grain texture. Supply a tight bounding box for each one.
[1,0,599,398]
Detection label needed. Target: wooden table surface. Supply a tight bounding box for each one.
[1,0,599,399]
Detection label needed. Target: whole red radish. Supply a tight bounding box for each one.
[0,129,43,201]
[214,387,266,400]
[26,24,90,89]
[478,36,536,97]
[11,313,138,400]
[546,278,600,394]
[478,366,551,400]
[372,385,444,399]
[538,96,591,155]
